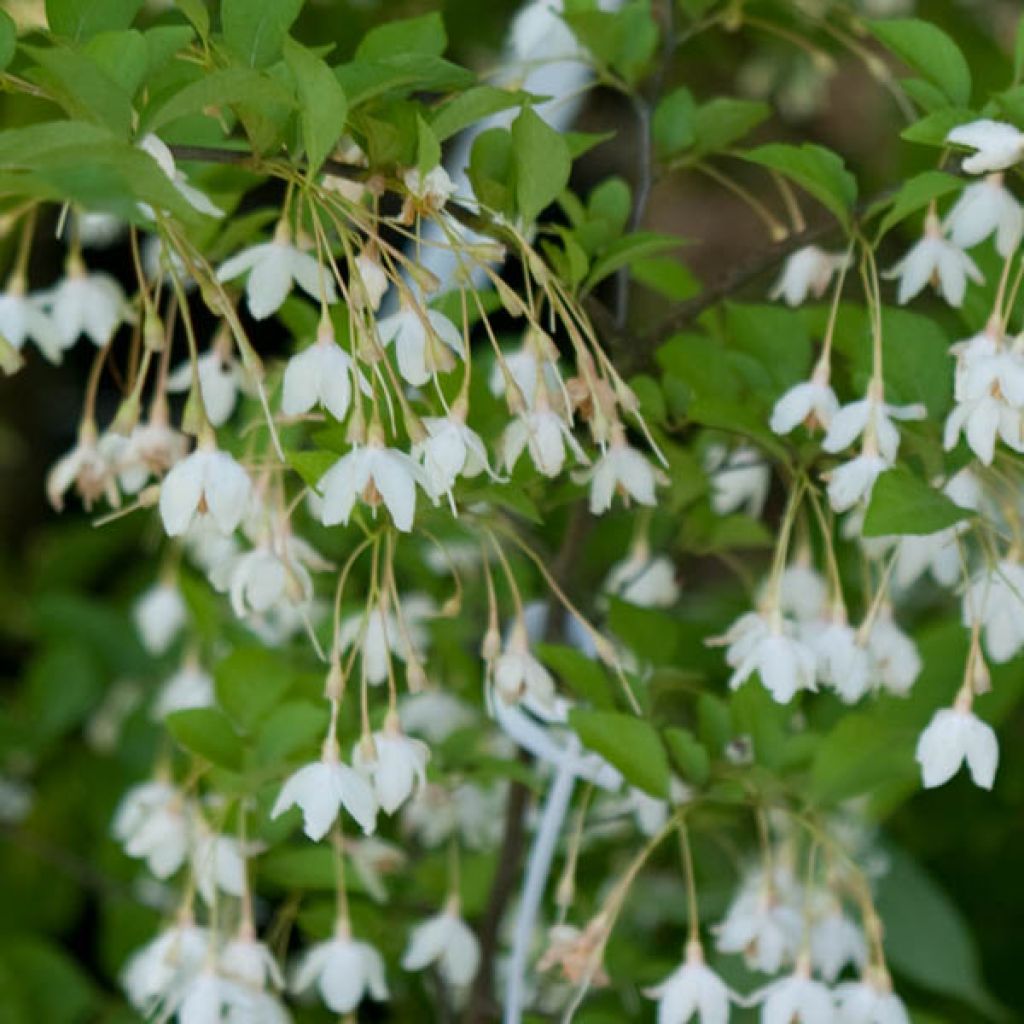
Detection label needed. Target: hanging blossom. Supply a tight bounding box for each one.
[137,134,224,219]
[122,916,210,1015]
[0,272,64,363]
[501,392,588,478]
[46,421,121,512]
[962,558,1024,663]
[217,220,336,320]
[167,340,244,427]
[643,940,734,1024]
[490,326,563,408]
[705,444,771,518]
[159,437,252,537]
[583,422,665,515]
[401,897,481,989]
[281,317,365,423]
[413,402,498,508]
[944,172,1023,257]
[834,968,912,1024]
[492,619,557,707]
[885,209,982,307]
[134,580,187,656]
[806,892,868,982]
[769,245,849,307]
[822,382,926,465]
[916,689,998,790]
[603,540,680,609]
[377,298,465,388]
[770,361,839,435]
[112,780,191,879]
[352,712,430,815]
[336,597,431,687]
[152,657,215,719]
[947,118,1024,174]
[290,922,388,1015]
[46,252,127,348]
[752,955,835,1023]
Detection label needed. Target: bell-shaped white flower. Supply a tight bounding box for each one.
[835,972,911,1024]
[885,211,982,306]
[756,958,835,1023]
[352,248,389,311]
[377,300,464,387]
[644,940,733,1024]
[944,174,1023,257]
[153,659,215,719]
[353,714,430,815]
[866,606,921,696]
[46,423,120,511]
[271,746,378,840]
[336,597,431,687]
[221,933,284,992]
[228,546,290,619]
[770,364,839,434]
[159,441,251,537]
[290,925,388,1014]
[138,134,224,218]
[489,329,562,408]
[78,211,123,249]
[282,319,361,422]
[705,444,770,518]
[414,407,495,503]
[947,119,1024,174]
[318,433,427,533]
[770,246,848,306]
[962,559,1024,663]
[48,257,126,347]
[823,384,925,464]
[0,274,64,363]
[714,869,802,974]
[399,691,477,744]
[177,968,230,1023]
[775,560,828,623]
[916,700,998,790]
[122,918,210,1011]
[117,416,189,493]
[189,825,248,905]
[825,451,889,513]
[493,621,557,707]
[586,426,662,515]
[809,612,873,704]
[402,897,481,988]
[112,780,190,878]
[502,398,586,478]
[134,581,187,655]
[217,221,336,320]
[717,610,817,704]
[604,546,680,608]
[167,345,243,428]
[807,895,867,983]
[403,165,457,209]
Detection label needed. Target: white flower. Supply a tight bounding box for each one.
[221,934,284,992]
[822,387,925,463]
[399,691,476,743]
[501,401,587,477]
[46,426,120,511]
[352,248,389,311]
[291,929,388,1014]
[228,546,290,619]
[586,429,662,514]
[835,975,911,1024]
[489,331,562,408]
[318,437,427,533]
[809,616,873,704]
[717,611,817,704]
[159,444,251,537]
[178,969,229,1024]
[122,920,209,1011]
[377,302,464,387]
[916,703,998,790]
[775,561,828,622]
[48,260,126,347]
[403,165,457,209]
[78,211,124,249]
[134,581,187,655]
[353,716,430,815]
[808,897,867,983]
[282,321,361,422]
[944,174,1023,257]
[112,780,190,878]
[138,134,223,218]
[757,961,835,1023]
[217,222,335,320]
[402,900,481,988]
[770,367,839,434]
[336,598,431,686]
[714,872,802,974]
[770,246,848,306]
[826,452,889,513]
[153,661,215,719]
[705,444,770,518]
[414,411,494,502]
[885,211,982,306]
[866,607,921,696]
[117,417,189,493]
[493,622,556,707]
[191,827,247,905]
[604,548,680,608]
[0,275,63,362]
[271,753,378,840]
[403,782,505,851]
[644,941,732,1024]
[962,559,1024,663]
[947,119,1024,175]
[167,347,243,427]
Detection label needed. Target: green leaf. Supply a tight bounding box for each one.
[900,107,975,147]
[690,97,770,157]
[535,643,614,709]
[569,709,670,797]
[663,727,710,785]
[862,468,973,538]
[175,0,209,41]
[221,0,303,68]
[1016,14,1024,85]
[254,701,327,764]
[260,846,336,889]
[583,233,682,292]
[430,86,526,142]
[143,66,295,132]
[875,170,962,238]
[468,126,514,215]
[166,706,245,771]
[45,0,144,41]
[869,18,972,107]
[285,449,337,491]
[355,13,447,61]
[83,29,148,97]
[743,142,857,228]
[215,646,295,732]
[724,302,812,392]
[511,106,571,224]
[653,86,697,157]
[0,936,98,1024]
[0,122,114,169]
[0,11,16,73]
[335,54,473,107]
[284,37,347,175]
[564,3,659,84]
[415,114,441,177]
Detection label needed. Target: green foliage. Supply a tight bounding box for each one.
[862,468,974,538]
[284,37,348,174]
[569,709,671,797]
[869,18,973,108]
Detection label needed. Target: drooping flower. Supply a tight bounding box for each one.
[915,702,998,790]
[117,416,189,493]
[947,119,1024,174]
[770,364,839,435]
[885,211,983,306]
[138,133,224,219]
[403,165,457,210]
[377,300,464,387]
[46,423,120,511]
[586,426,663,515]
[352,247,389,311]
[501,399,587,477]
[220,933,285,993]
[492,621,557,707]
[335,598,431,687]
[825,451,889,514]
[769,246,849,306]
[290,926,388,1015]
[318,435,427,533]
[271,750,378,840]
[705,444,770,518]
[191,825,248,905]
[808,612,873,704]
[604,546,680,608]
[944,174,1023,257]
[414,410,495,504]
[353,714,430,815]
[822,385,925,463]
[217,221,336,320]
[0,274,64,363]
[866,606,921,697]
[134,581,187,656]
[807,895,867,983]
[112,780,190,878]
[834,971,911,1024]
[754,958,835,1023]
[399,691,477,743]
[715,610,817,704]
[122,918,210,1013]
[644,940,733,1024]
[159,442,251,537]
[714,868,802,974]
[281,320,362,422]
[166,344,244,428]
[48,257,126,347]
[401,898,481,988]
[153,659,215,719]
[962,559,1024,663]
